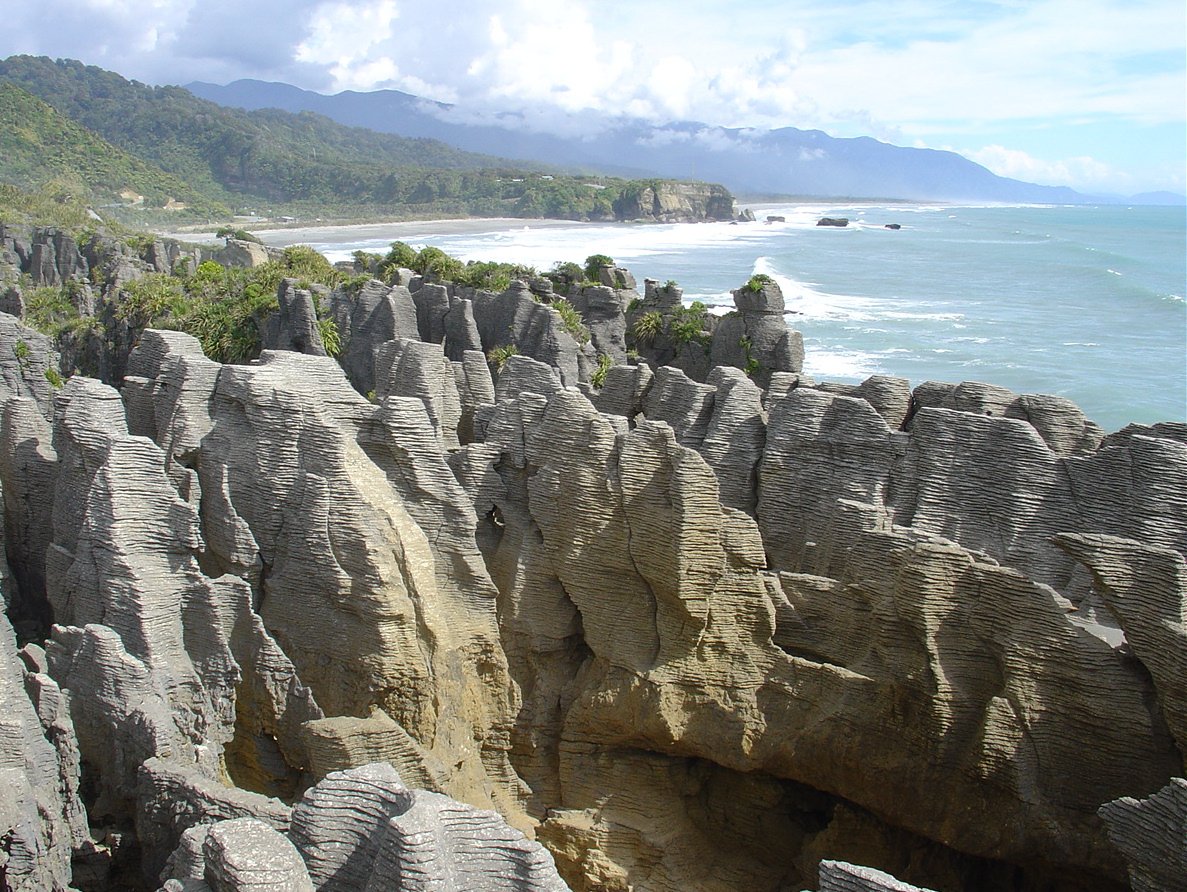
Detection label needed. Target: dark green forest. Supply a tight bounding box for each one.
[0,55,724,223]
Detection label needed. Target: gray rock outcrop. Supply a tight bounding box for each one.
[1099,778,1187,892]
[470,281,582,387]
[260,279,327,356]
[329,279,419,396]
[709,279,803,388]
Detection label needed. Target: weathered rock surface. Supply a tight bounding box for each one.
[818,860,936,892]
[260,279,327,356]
[594,362,653,421]
[567,285,629,362]
[329,279,419,397]
[290,764,565,891]
[210,238,270,269]
[375,338,464,449]
[911,381,1103,456]
[0,312,61,418]
[201,818,313,892]
[612,182,736,223]
[0,611,86,892]
[470,281,582,387]
[709,279,803,388]
[1099,777,1187,892]
[192,349,520,817]
[2,231,1185,892]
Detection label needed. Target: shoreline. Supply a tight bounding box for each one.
[151,215,591,247]
[152,199,1073,247]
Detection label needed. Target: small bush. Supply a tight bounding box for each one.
[414,246,464,281]
[215,226,262,244]
[487,343,518,370]
[116,274,188,328]
[744,273,775,293]
[591,353,613,388]
[668,303,710,352]
[44,367,64,388]
[631,311,663,345]
[584,254,614,282]
[378,242,418,282]
[318,317,342,358]
[739,335,760,378]
[24,285,80,335]
[551,298,590,345]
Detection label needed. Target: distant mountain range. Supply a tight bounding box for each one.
[187,79,1185,206]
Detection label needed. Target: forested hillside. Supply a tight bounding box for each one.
[0,56,735,222]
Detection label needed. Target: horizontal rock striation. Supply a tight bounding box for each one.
[0,244,1183,892]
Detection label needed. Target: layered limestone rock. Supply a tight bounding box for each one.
[289,763,566,892]
[594,362,652,421]
[567,285,629,363]
[329,278,420,397]
[375,337,463,449]
[206,820,310,891]
[260,279,327,356]
[0,312,62,418]
[441,294,484,361]
[1099,777,1187,892]
[817,375,913,429]
[0,396,58,632]
[455,370,1182,890]
[411,281,452,345]
[0,612,87,892]
[470,281,583,386]
[452,349,495,445]
[699,366,766,515]
[709,278,803,388]
[818,861,936,892]
[611,182,736,223]
[190,348,521,818]
[36,375,319,879]
[910,380,1104,456]
[3,229,1186,892]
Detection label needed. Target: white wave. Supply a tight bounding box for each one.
[802,345,882,381]
[1106,268,1123,276]
[881,310,965,322]
[752,256,886,323]
[1062,342,1102,347]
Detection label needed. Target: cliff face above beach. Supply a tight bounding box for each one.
[1,229,1185,892]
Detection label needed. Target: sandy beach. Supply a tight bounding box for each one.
[154,216,590,249]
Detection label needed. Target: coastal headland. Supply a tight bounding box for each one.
[0,220,1184,892]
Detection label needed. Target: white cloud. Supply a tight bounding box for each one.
[0,0,1181,190]
[964,145,1119,189]
[295,0,400,90]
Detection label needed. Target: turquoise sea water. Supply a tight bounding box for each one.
[278,203,1186,432]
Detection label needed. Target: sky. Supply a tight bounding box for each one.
[3,0,1184,195]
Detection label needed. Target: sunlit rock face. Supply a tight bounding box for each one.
[1,239,1184,892]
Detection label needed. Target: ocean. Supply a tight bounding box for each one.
[255,203,1186,433]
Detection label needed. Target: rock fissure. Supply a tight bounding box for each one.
[0,240,1182,892]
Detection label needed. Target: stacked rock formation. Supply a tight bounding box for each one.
[0,251,1184,892]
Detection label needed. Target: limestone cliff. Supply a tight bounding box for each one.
[611,182,738,223]
[0,242,1184,892]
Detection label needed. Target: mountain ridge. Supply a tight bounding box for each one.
[0,56,742,223]
[186,77,1176,205]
